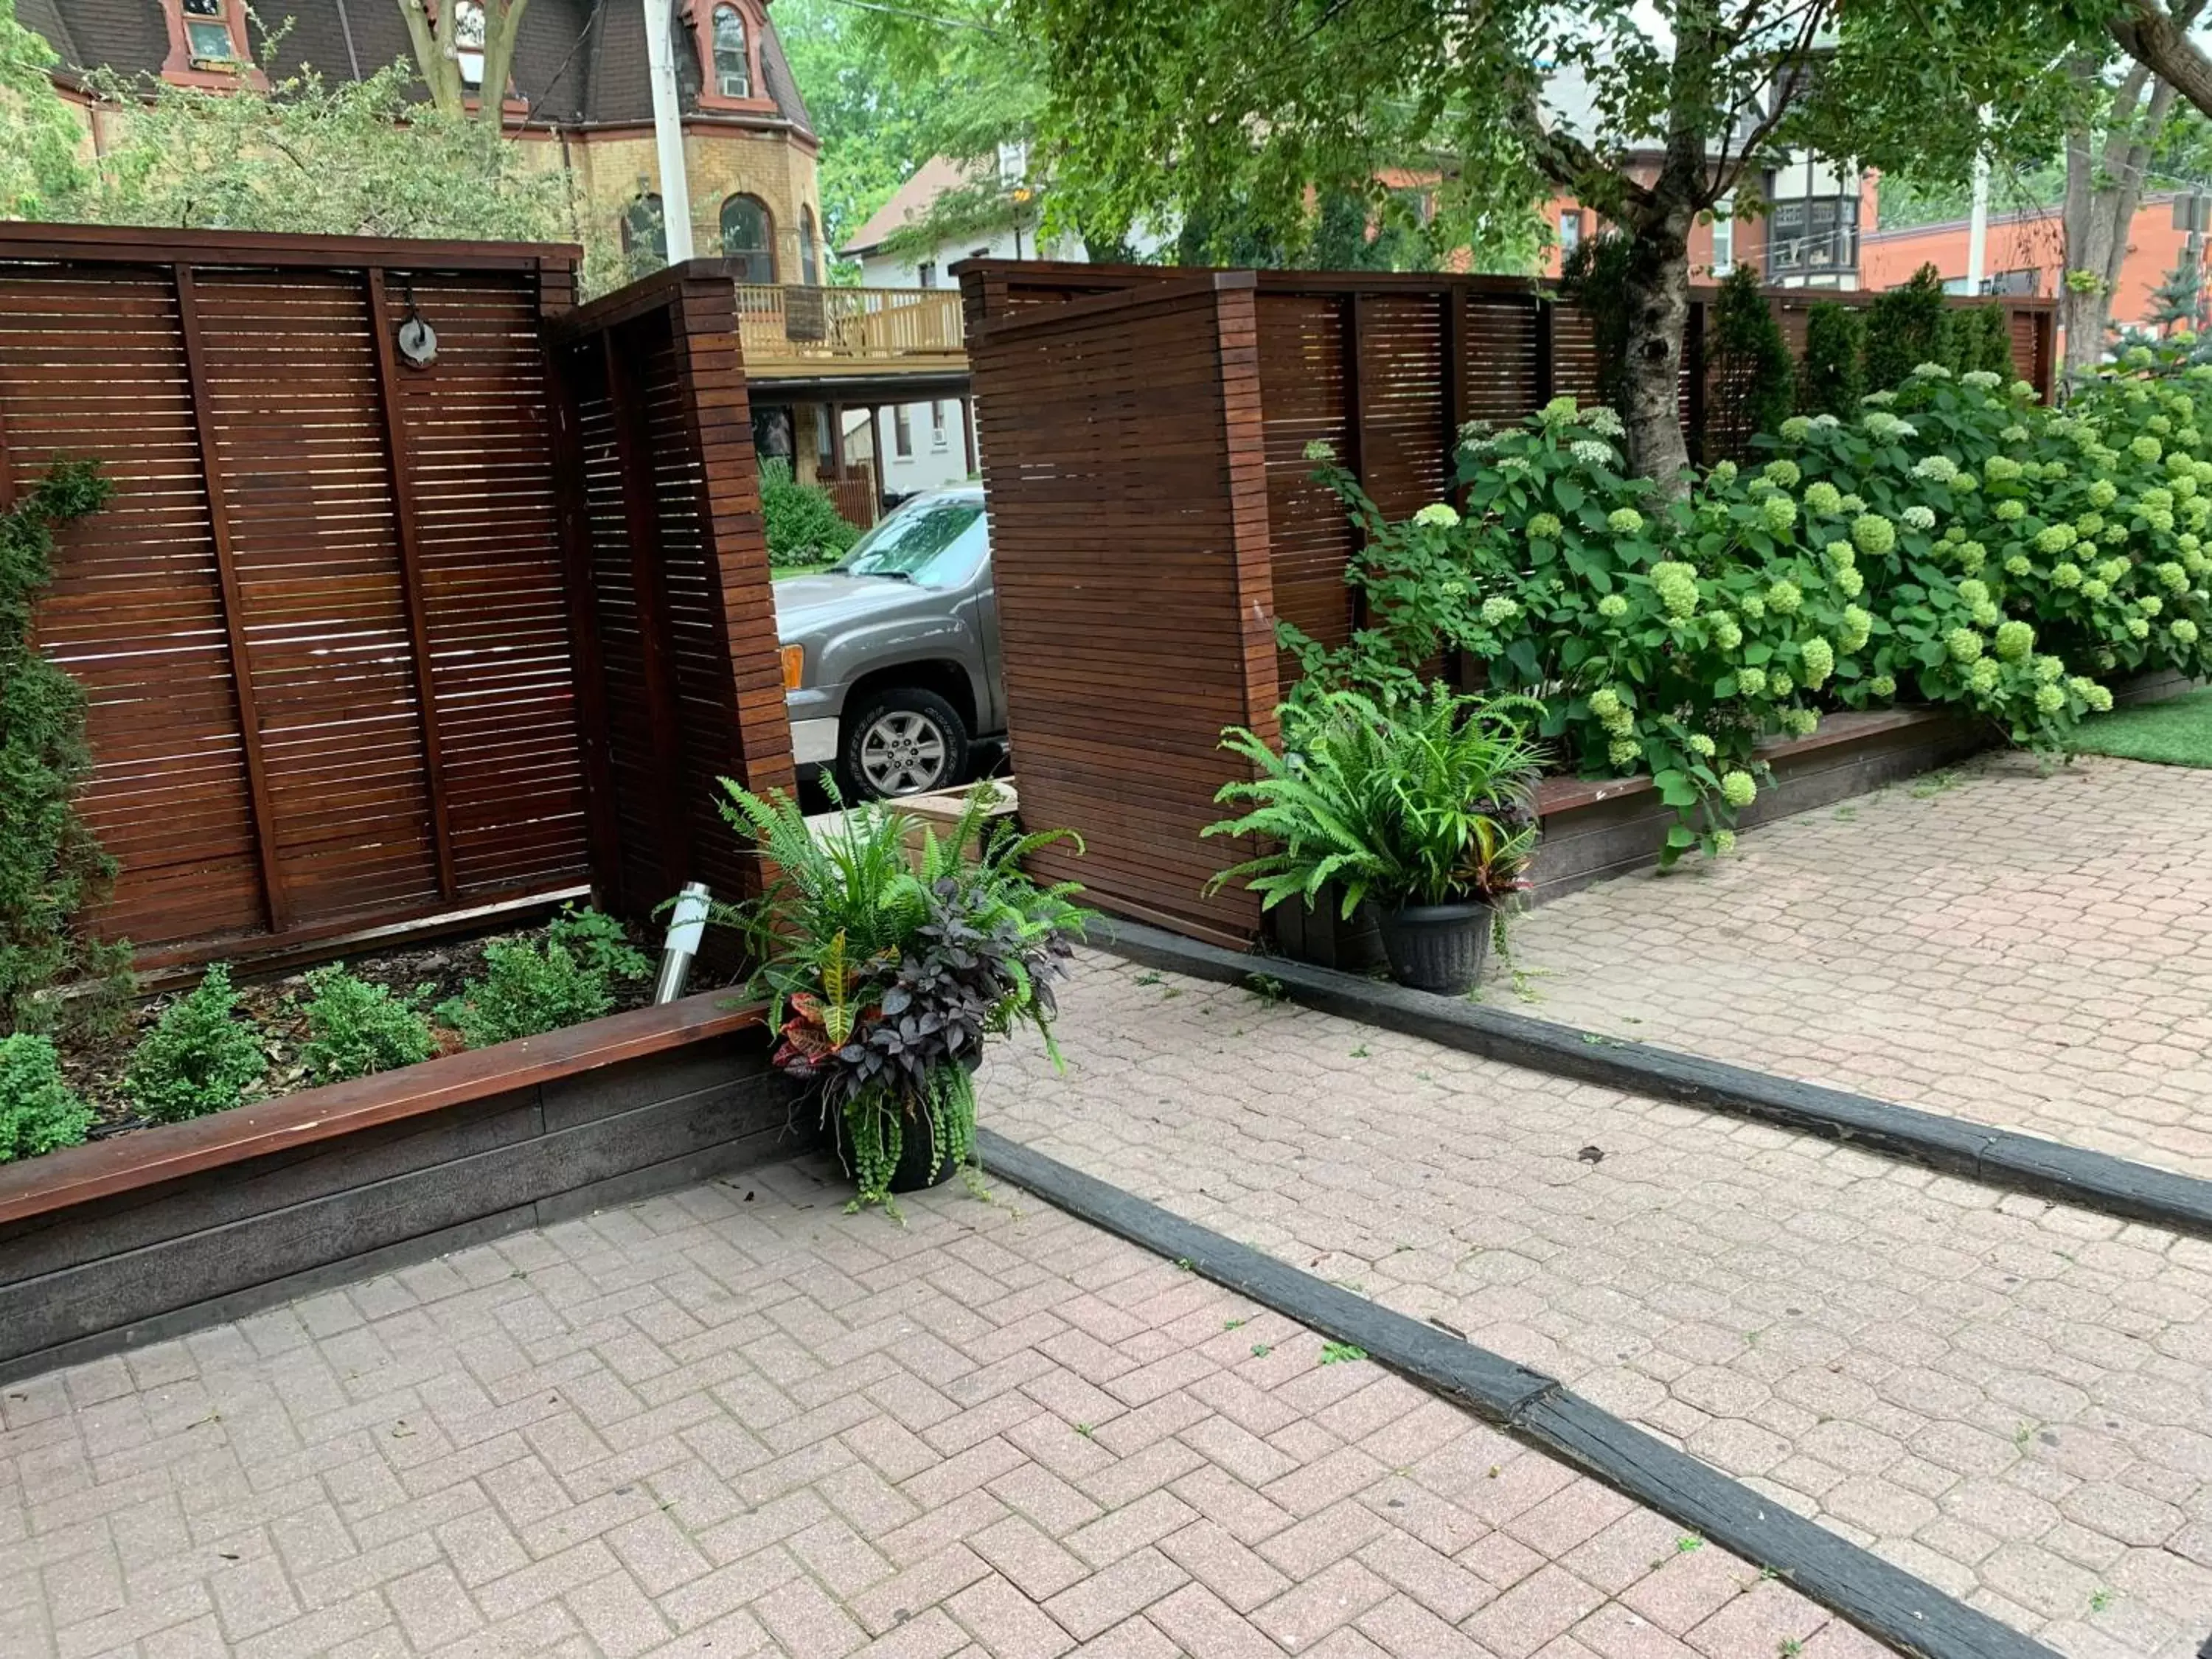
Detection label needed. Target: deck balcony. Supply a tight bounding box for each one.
[735,284,967,380]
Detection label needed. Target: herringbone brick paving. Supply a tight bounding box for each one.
[0,1158,1881,1657]
[1512,751,2212,1180]
[984,953,2212,1658]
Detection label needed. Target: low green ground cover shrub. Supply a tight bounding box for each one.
[301,967,437,1083]
[2067,685,2212,768]
[1288,336,2212,860]
[122,963,266,1124]
[0,1033,92,1163]
[436,906,649,1047]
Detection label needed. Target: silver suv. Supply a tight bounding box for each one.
[775,485,1005,799]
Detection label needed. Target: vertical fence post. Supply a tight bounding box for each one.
[1216,274,1280,755]
[173,263,288,935]
[1442,285,1470,508]
[366,268,459,903]
[1534,294,1557,401]
[1342,290,1370,633]
[1688,298,1710,468]
[602,324,695,898]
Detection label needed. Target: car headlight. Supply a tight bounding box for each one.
[780,643,804,691]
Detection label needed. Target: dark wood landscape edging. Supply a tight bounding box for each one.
[0,992,805,1383]
[1101,920,2212,1245]
[978,1132,2052,1659]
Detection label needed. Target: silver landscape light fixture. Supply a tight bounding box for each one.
[655,882,713,1004]
[393,278,438,369]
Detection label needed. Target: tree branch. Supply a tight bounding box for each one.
[2107,0,2212,124]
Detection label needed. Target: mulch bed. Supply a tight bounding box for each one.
[55,923,657,1141]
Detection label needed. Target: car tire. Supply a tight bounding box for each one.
[838,687,970,801]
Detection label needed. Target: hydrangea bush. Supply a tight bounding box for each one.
[1287,341,2212,860]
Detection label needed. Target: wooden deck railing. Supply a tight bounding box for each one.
[736,283,966,372]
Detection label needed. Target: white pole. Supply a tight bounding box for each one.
[1966,107,1992,293]
[641,0,696,263]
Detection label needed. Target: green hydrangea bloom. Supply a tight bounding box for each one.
[1711,460,1739,484]
[1912,455,1960,484]
[1687,734,1717,758]
[2086,681,2115,712]
[2034,684,2067,715]
[1413,503,1461,529]
[1825,540,1855,570]
[1800,637,1834,686]
[2150,414,2174,436]
[1870,674,1897,698]
[2034,524,2076,554]
[1971,599,2003,627]
[1994,619,2036,661]
[1596,592,1630,619]
[2174,617,2202,645]
[1834,566,1865,598]
[1902,505,1938,532]
[2157,561,2190,593]
[2151,508,2177,533]
[1840,605,1873,652]
[1769,671,1795,698]
[2003,555,2033,579]
[1764,459,1801,489]
[1779,417,1813,443]
[1528,512,1563,540]
[1587,686,1624,720]
[1957,540,1988,574]
[1712,830,1738,854]
[2074,512,2104,537]
[1838,493,1867,514]
[1805,481,1843,515]
[1541,394,1579,423]
[1607,737,1641,768]
[1947,627,1985,664]
[2174,473,2199,501]
[1650,560,1701,619]
[1967,658,2003,694]
[2134,434,2164,462]
[1736,666,1768,696]
[1851,513,1896,556]
[2105,523,2132,543]
[1607,507,1645,536]
[2140,594,2163,616]
[1712,614,1744,650]
[1480,596,1520,627]
[2032,654,2065,684]
[1767,580,1803,615]
[1781,707,1820,737]
[2081,578,2112,602]
[2089,479,2120,509]
[1741,594,1767,622]
[1994,500,2026,521]
[1984,455,2023,483]
[2053,562,2084,589]
[1956,578,1990,607]
[1719,771,1756,808]
[2098,557,2129,583]
[2128,615,2152,639]
[1762,494,1799,534]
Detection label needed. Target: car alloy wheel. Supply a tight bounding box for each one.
[858,709,950,796]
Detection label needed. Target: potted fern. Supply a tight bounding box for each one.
[1205,687,1543,995]
[717,781,1087,1210]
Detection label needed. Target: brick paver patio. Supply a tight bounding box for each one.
[1508,751,2212,1179]
[0,1158,1878,1658]
[985,954,2212,1658]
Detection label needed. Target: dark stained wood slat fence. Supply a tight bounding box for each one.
[961,257,2059,946]
[0,228,594,967]
[545,265,795,943]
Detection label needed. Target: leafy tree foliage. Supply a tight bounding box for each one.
[1865,265,1955,392]
[1798,303,1867,418]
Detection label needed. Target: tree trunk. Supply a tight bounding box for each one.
[479,0,532,125]
[2109,1,2212,121]
[2059,60,2177,389]
[1618,202,1695,487]
[396,0,463,114]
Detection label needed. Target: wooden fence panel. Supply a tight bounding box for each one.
[0,229,592,967]
[968,275,1278,945]
[546,268,793,939]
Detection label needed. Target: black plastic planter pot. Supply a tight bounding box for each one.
[1374,901,1492,995]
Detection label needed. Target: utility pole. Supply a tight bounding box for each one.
[1966,105,1992,294]
[641,0,696,263]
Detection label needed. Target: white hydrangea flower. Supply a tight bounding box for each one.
[1961,370,2003,392]
[1413,503,1461,529]
[1571,439,1615,467]
[1911,362,1952,379]
[1902,505,1937,531]
[1583,406,1625,438]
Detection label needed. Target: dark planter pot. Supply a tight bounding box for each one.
[1374,900,1493,995]
[832,1059,979,1194]
[1268,885,1388,975]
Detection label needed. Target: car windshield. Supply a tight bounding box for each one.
[834,498,987,587]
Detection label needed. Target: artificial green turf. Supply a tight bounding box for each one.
[2067,686,2212,768]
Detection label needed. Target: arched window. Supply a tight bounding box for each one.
[712,5,751,98]
[800,207,820,285]
[453,0,486,88]
[622,193,667,267]
[721,195,774,284]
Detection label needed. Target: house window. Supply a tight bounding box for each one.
[1559,210,1583,255]
[931,401,947,448]
[997,141,1029,186]
[917,261,937,288]
[1770,201,1804,270]
[453,0,486,88]
[621,193,667,265]
[894,405,914,459]
[711,6,751,98]
[720,195,774,283]
[800,207,820,285]
[1711,197,1734,276]
[181,0,238,62]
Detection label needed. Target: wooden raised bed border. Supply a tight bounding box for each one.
[0,992,805,1384]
